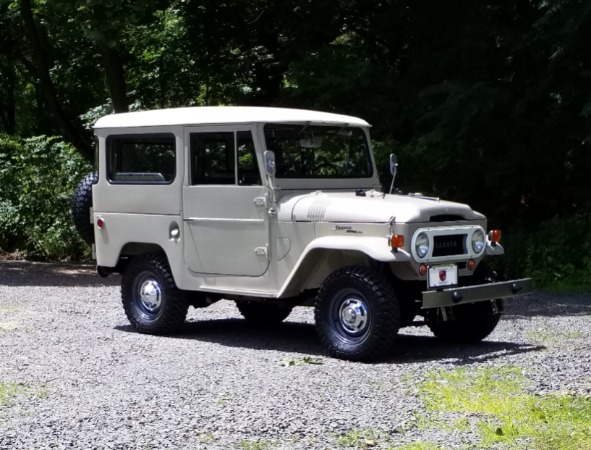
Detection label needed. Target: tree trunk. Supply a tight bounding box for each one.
[0,57,16,134]
[19,0,93,160]
[101,46,129,113]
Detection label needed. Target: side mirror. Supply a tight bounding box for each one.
[389,153,398,178]
[264,150,276,177]
[389,153,398,195]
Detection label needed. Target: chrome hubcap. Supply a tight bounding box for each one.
[139,279,162,312]
[338,297,369,334]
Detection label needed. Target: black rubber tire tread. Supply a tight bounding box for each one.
[427,262,504,343]
[427,300,503,343]
[121,253,189,335]
[71,172,98,245]
[236,301,293,325]
[314,266,400,362]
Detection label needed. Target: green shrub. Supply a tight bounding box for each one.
[501,216,591,290]
[0,134,92,260]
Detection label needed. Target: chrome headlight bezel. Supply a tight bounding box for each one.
[415,232,430,259]
[471,229,486,254]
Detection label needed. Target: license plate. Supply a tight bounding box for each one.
[428,264,458,288]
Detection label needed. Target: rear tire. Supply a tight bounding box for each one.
[314,266,400,362]
[71,172,98,245]
[121,253,189,335]
[236,301,292,325]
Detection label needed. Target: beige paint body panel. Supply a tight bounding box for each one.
[183,185,270,276]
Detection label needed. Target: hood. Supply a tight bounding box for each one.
[277,190,484,223]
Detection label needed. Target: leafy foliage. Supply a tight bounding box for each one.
[500,216,591,290]
[0,0,590,280]
[0,134,92,260]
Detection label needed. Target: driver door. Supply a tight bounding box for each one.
[182,127,270,276]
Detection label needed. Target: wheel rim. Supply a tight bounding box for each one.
[339,298,369,334]
[134,272,163,320]
[332,289,371,341]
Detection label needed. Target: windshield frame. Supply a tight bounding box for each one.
[263,123,374,180]
[259,122,380,191]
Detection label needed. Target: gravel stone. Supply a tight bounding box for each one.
[1,261,590,449]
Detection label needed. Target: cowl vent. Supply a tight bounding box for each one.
[429,214,465,222]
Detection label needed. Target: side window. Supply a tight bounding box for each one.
[190,131,261,185]
[237,131,261,185]
[191,132,234,185]
[107,134,176,183]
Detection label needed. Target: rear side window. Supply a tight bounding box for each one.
[107,134,176,184]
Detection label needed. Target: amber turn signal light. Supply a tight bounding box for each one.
[389,234,404,249]
[419,263,428,276]
[488,229,502,243]
[468,259,476,271]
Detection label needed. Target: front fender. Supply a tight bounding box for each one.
[277,236,410,297]
[303,236,410,262]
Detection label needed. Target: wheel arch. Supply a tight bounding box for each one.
[277,236,409,297]
[120,242,166,257]
[98,242,169,276]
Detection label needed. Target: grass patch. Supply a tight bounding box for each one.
[420,366,591,449]
[335,428,447,449]
[336,428,388,448]
[197,431,217,444]
[0,381,48,409]
[396,444,445,450]
[526,330,585,344]
[0,382,22,405]
[237,439,275,450]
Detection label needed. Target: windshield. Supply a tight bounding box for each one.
[264,124,373,178]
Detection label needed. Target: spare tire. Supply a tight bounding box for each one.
[71,172,98,245]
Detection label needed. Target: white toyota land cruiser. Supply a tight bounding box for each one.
[72,106,532,361]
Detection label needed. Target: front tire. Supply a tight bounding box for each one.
[427,263,503,343]
[427,300,503,343]
[314,266,400,362]
[121,253,189,335]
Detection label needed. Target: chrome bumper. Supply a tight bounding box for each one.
[422,278,533,309]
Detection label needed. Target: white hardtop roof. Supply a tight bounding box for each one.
[93,106,370,129]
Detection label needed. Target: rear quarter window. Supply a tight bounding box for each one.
[107,134,176,184]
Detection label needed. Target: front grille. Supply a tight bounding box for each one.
[433,234,466,257]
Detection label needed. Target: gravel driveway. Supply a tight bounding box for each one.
[1,261,590,449]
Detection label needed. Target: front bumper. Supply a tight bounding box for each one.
[422,278,533,309]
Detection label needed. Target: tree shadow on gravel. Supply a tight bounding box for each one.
[0,261,119,287]
[388,333,546,365]
[116,319,546,364]
[502,293,591,319]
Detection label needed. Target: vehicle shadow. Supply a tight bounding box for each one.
[116,318,545,365]
[389,333,546,365]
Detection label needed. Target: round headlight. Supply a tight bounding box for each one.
[415,232,430,258]
[471,229,485,254]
